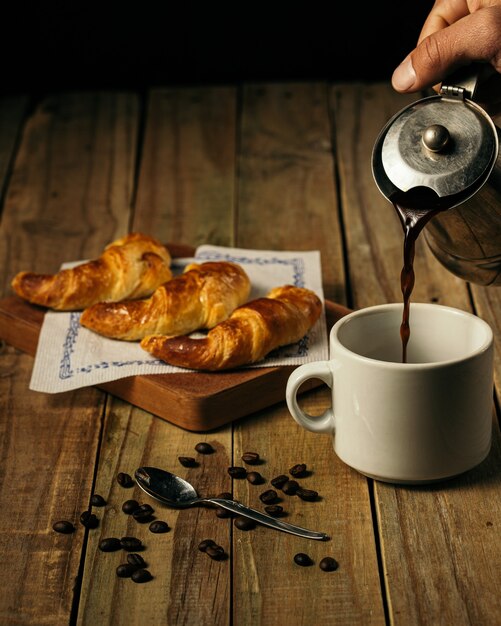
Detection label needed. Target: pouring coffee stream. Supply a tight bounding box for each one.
[394,189,448,362]
[373,64,501,361]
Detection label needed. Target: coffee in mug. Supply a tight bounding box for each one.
[286,303,494,484]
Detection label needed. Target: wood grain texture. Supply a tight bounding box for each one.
[0,343,103,625]
[0,93,139,296]
[0,96,28,202]
[0,92,139,623]
[375,421,501,626]
[332,82,501,626]
[233,82,384,624]
[238,82,346,304]
[470,284,501,399]
[76,399,232,625]
[232,395,386,625]
[133,87,237,247]
[77,85,237,624]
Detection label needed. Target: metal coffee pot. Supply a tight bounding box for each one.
[372,65,501,286]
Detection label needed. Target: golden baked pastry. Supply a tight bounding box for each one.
[139,285,322,371]
[11,233,172,311]
[80,261,251,341]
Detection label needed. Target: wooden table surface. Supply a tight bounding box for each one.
[0,82,500,626]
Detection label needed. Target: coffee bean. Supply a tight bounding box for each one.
[271,474,289,489]
[282,480,299,495]
[79,511,99,529]
[131,568,153,583]
[241,452,260,464]
[216,508,232,518]
[216,492,233,500]
[246,471,264,485]
[296,488,318,502]
[116,563,138,578]
[228,466,247,479]
[90,494,106,507]
[52,520,75,534]
[294,553,313,566]
[289,463,307,478]
[264,505,284,517]
[206,545,226,560]
[120,536,144,551]
[319,557,339,572]
[198,539,216,552]
[99,537,122,552]
[195,442,214,454]
[127,553,147,568]
[132,504,154,522]
[259,489,278,504]
[234,516,256,531]
[149,520,169,533]
[117,472,134,488]
[178,456,197,467]
[122,499,140,515]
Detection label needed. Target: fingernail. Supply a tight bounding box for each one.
[392,56,416,91]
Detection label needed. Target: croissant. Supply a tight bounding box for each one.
[11,233,172,311]
[79,261,251,341]
[140,285,322,371]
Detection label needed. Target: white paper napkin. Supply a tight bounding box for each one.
[29,245,328,393]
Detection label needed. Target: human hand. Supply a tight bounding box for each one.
[392,0,501,96]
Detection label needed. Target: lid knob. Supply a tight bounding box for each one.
[422,124,451,152]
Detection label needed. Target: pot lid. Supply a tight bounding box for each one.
[379,96,497,197]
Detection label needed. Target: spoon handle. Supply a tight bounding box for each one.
[203,497,329,540]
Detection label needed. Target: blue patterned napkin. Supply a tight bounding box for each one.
[29,245,328,393]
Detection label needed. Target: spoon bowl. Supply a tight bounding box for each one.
[135,467,199,507]
[135,466,329,541]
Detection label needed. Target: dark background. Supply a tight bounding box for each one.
[1,2,433,95]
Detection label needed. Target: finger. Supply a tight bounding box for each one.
[417,0,470,45]
[392,6,501,92]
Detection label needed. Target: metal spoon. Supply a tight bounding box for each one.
[135,466,329,541]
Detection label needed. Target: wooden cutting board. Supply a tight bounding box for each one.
[0,244,350,431]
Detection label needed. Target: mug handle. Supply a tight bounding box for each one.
[285,361,335,433]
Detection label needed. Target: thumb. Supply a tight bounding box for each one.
[392,7,501,93]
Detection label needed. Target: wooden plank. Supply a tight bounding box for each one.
[233,396,386,625]
[133,87,237,247]
[0,92,139,624]
[0,344,105,625]
[470,284,501,400]
[0,96,29,203]
[237,82,346,304]
[76,87,239,623]
[233,82,385,624]
[76,399,233,625]
[0,93,138,287]
[331,81,501,626]
[375,423,501,626]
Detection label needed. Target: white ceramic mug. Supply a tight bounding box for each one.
[286,303,494,484]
